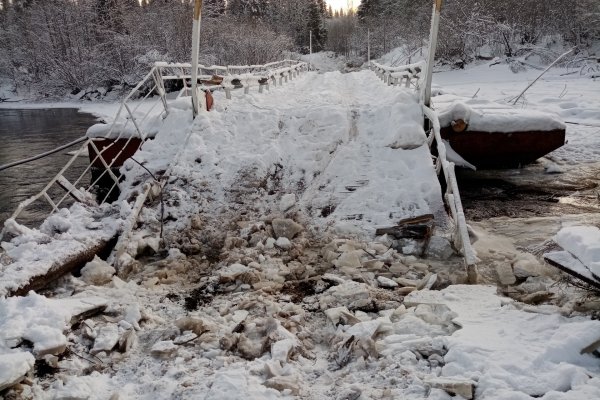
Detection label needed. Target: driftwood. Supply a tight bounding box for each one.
[581,339,600,357]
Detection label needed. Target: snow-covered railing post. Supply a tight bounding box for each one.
[424,0,443,107]
[152,67,169,117]
[423,106,479,283]
[190,0,203,117]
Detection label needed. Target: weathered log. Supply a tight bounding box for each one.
[451,119,468,133]
[581,338,600,357]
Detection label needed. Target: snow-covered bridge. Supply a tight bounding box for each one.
[160,69,445,234]
[0,58,478,297]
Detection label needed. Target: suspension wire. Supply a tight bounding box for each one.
[0,136,87,172]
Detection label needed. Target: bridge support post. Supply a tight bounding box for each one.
[424,0,442,108]
[191,0,203,117]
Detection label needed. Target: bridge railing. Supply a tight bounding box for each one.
[423,105,479,283]
[370,59,478,281]
[1,59,307,238]
[371,61,426,93]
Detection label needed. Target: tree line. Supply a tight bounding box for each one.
[0,0,328,95]
[1,0,598,96]
[342,0,600,66]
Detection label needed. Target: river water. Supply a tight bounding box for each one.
[0,108,98,227]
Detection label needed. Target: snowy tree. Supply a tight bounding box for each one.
[227,0,269,18]
[94,0,127,34]
[306,0,327,52]
[204,0,226,18]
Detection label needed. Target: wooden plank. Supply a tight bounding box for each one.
[544,251,600,290]
[56,175,96,205]
[375,214,435,239]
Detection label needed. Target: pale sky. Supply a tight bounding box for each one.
[326,0,360,12]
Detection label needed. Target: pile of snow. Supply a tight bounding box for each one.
[123,69,445,239]
[0,291,107,392]
[406,285,600,399]
[0,352,35,392]
[0,292,107,356]
[377,46,426,68]
[555,226,600,277]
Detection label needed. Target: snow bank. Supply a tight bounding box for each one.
[127,69,445,238]
[300,51,347,72]
[406,285,600,399]
[555,226,600,277]
[437,100,566,133]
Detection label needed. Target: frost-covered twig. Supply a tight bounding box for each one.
[511,48,575,105]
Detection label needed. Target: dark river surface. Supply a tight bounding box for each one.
[0,108,98,228]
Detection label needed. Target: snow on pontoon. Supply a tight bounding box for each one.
[433,96,567,169]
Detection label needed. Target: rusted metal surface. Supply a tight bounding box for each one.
[88,138,143,169]
[440,127,566,169]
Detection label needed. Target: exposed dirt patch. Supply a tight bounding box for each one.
[184,283,219,311]
[280,279,330,303]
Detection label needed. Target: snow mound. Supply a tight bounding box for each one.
[406,285,600,399]
[300,51,347,72]
[0,352,35,391]
[1,203,120,297]
[0,292,107,356]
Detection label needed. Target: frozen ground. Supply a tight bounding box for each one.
[1,61,600,399]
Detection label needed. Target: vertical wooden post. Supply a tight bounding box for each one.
[191,0,203,117]
[424,0,442,108]
[309,30,313,56]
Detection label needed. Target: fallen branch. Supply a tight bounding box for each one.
[511,48,575,105]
